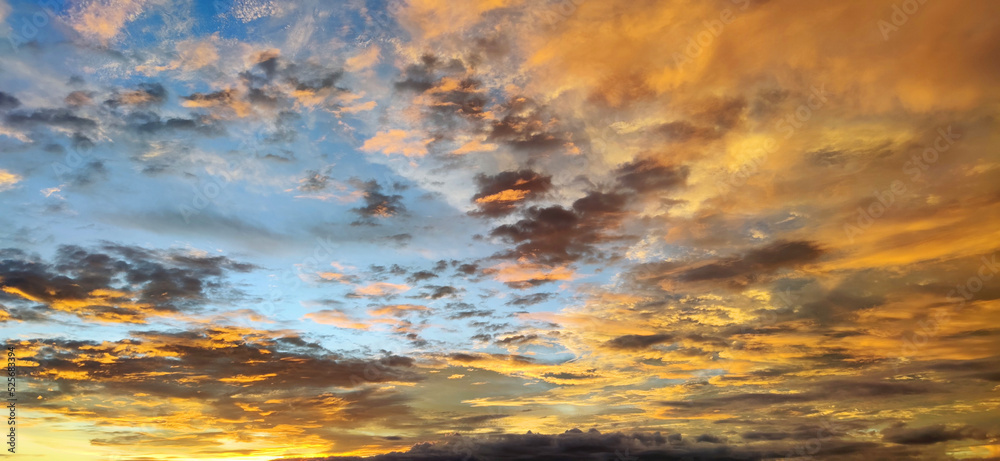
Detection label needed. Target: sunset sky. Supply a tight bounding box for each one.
[1,0,999,459]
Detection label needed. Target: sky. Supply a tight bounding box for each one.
[0,0,998,459]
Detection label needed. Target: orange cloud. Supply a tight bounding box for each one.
[368,304,429,317]
[360,130,434,157]
[483,261,575,289]
[68,0,148,44]
[345,45,381,72]
[475,189,531,204]
[354,282,411,297]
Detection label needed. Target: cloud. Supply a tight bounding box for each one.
[881,423,991,445]
[470,169,553,217]
[289,426,918,460]
[4,109,98,132]
[406,270,438,283]
[482,261,574,289]
[15,327,423,452]
[303,309,369,329]
[452,138,497,155]
[678,240,824,282]
[350,282,410,298]
[489,191,629,264]
[605,333,674,350]
[361,129,434,157]
[0,91,20,110]
[0,244,256,323]
[419,285,458,300]
[486,96,573,154]
[67,0,149,43]
[297,170,332,192]
[3,1,999,458]
[131,113,223,136]
[345,45,381,72]
[615,159,689,193]
[0,169,21,192]
[632,240,824,291]
[506,292,552,306]
[104,83,167,108]
[350,179,407,224]
[369,304,429,318]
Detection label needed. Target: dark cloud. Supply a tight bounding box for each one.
[632,240,824,292]
[407,270,438,283]
[541,372,596,380]
[183,88,238,106]
[799,285,886,325]
[71,132,95,152]
[0,91,20,110]
[456,263,479,275]
[0,244,256,323]
[165,54,351,122]
[446,353,535,365]
[0,304,50,322]
[487,97,570,154]
[288,70,344,93]
[660,379,936,418]
[648,97,747,143]
[350,179,406,224]
[4,108,98,131]
[881,423,990,445]
[695,434,724,443]
[470,170,553,217]
[506,293,552,306]
[392,54,490,141]
[489,191,629,264]
[298,170,331,192]
[494,334,538,346]
[678,240,824,283]
[421,285,458,300]
[287,427,913,461]
[606,334,674,350]
[655,120,716,142]
[429,78,487,119]
[615,159,689,193]
[132,113,223,136]
[394,54,466,93]
[447,310,492,320]
[105,83,167,108]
